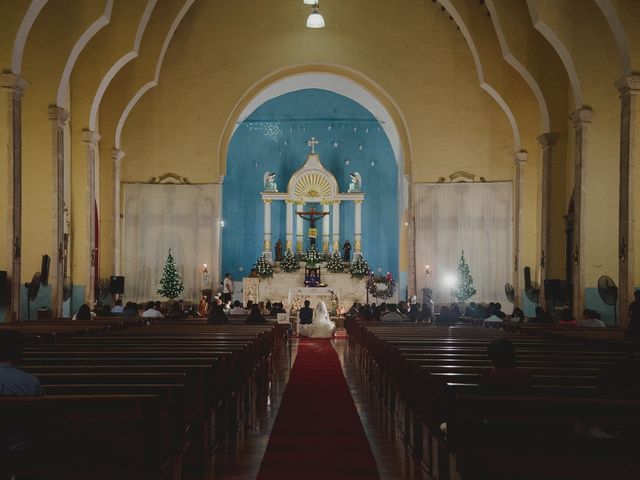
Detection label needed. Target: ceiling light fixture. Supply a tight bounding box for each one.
[303,0,316,4]
[306,4,325,29]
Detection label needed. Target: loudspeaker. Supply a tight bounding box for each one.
[0,271,7,306]
[40,254,50,285]
[524,266,532,287]
[109,276,125,294]
[544,279,567,301]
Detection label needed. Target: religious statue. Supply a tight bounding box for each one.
[296,207,329,248]
[348,172,362,193]
[343,240,352,262]
[274,239,284,262]
[263,171,278,192]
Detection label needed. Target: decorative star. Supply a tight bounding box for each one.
[370,160,376,167]
[333,141,339,148]
[365,128,369,134]
[358,145,364,151]
[344,159,351,165]
[353,126,358,133]
[328,125,332,131]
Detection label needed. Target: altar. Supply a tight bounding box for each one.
[242,271,366,312]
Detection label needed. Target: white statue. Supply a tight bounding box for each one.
[263,171,278,192]
[348,172,362,193]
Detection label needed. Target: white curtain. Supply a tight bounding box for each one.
[415,182,513,305]
[122,184,221,303]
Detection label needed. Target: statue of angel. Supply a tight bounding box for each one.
[263,172,278,192]
[348,171,362,193]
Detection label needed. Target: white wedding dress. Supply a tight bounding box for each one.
[299,301,336,338]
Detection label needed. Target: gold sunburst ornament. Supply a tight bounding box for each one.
[294,172,332,198]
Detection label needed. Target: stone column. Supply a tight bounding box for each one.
[321,202,330,254]
[296,202,304,253]
[513,150,527,308]
[111,149,125,276]
[537,133,558,308]
[616,75,640,326]
[354,200,363,257]
[81,129,100,305]
[0,73,28,321]
[569,107,593,318]
[332,201,340,252]
[285,200,293,252]
[263,199,272,259]
[48,105,70,317]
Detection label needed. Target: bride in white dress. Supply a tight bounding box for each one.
[299,301,336,338]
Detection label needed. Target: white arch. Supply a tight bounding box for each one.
[233,72,403,165]
[439,0,522,150]
[115,0,197,148]
[12,0,48,74]
[57,0,114,110]
[485,0,550,133]
[88,0,157,131]
[594,0,631,76]
[526,0,582,109]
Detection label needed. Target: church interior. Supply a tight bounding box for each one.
[1,1,640,479]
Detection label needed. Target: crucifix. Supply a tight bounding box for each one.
[307,137,319,153]
[296,206,329,248]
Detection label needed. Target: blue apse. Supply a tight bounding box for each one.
[222,89,398,280]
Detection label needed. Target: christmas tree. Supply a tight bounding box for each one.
[451,250,477,302]
[280,249,300,272]
[350,255,370,278]
[255,254,274,278]
[326,251,345,273]
[157,249,184,299]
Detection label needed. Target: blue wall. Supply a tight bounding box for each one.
[222,89,398,278]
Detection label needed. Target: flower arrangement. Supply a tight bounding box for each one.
[304,245,323,266]
[280,249,300,272]
[349,255,370,278]
[254,254,274,278]
[326,251,345,273]
[366,272,397,300]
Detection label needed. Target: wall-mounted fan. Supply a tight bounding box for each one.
[504,282,515,304]
[597,275,618,324]
[524,266,540,305]
[24,271,41,320]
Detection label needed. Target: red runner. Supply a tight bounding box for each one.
[256,338,380,480]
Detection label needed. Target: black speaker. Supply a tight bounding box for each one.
[40,254,50,285]
[0,271,7,306]
[524,266,532,287]
[109,276,125,294]
[544,279,567,301]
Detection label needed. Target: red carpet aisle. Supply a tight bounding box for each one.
[256,338,380,480]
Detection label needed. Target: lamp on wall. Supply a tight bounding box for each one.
[303,0,316,4]
[306,4,325,28]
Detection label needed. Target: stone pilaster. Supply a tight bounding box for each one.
[537,133,558,308]
[0,73,29,321]
[569,107,593,318]
[332,201,340,252]
[111,149,125,276]
[285,200,293,252]
[513,150,528,307]
[48,105,70,317]
[354,200,363,257]
[81,129,100,305]
[263,199,272,259]
[295,202,304,253]
[321,202,330,253]
[616,75,640,326]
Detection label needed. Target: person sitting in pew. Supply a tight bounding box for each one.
[483,305,504,328]
[484,339,531,393]
[508,307,525,323]
[381,303,406,322]
[435,306,453,325]
[577,309,606,328]
[72,303,95,320]
[207,302,228,325]
[142,301,164,318]
[229,300,246,315]
[530,306,552,323]
[558,307,577,326]
[110,298,124,314]
[246,304,266,324]
[0,331,43,397]
[121,301,138,316]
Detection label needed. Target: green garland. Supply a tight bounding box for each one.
[280,249,300,272]
[326,251,345,273]
[255,254,274,278]
[350,255,370,278]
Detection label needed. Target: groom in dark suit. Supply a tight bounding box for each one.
[298,300,313,325]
